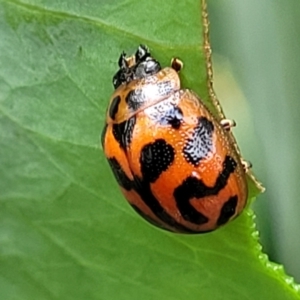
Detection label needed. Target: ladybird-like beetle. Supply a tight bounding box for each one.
[101,45,248,233]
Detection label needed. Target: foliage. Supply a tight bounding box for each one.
[0,0,299,299]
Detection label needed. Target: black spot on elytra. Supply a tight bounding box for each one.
[107,151,199,233]
[109,96,121,120]
[108,157,133,191]
[112,116,136,151]
[107,130,239,232]
[146,102,183,129]
[167,106,183,129]
[159,105,183,129]
[173,176,209,225]
[125,89,146,112]
[140,139,175,183]
[132,176,197,233]
[101,123,108,148]
[183,117,214,166]
[217,196,238,226]
[173,155,237,225]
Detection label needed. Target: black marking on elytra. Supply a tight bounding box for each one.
[132,176,197,233]
[183,117,214,166]
[107,150,198,233]
[112,116,136,151]
[109,95,121,120]
[125,89,146,112]
[217,196,238,226]
[106,125,210,233]
[108,157,133,191]
[101,123,108,148]
[167,106,183,129]
[173,155,237,225]
[140,139,175,183]
[165,106,183,129]
[174,177,209,225]
[151,103,183,129]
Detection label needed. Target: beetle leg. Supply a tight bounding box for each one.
[171,58,183,72]
[220,119,236,131]
[241,160,252,172]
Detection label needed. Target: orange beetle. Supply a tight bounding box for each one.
[101,45,248,233]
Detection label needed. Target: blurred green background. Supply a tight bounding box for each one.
[208,0,300,282]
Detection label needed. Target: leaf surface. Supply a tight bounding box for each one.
[0,0,299,299]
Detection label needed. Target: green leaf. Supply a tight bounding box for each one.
[0,0,299,299]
